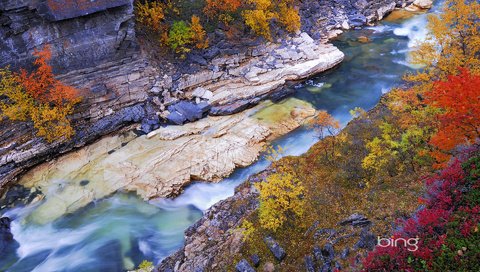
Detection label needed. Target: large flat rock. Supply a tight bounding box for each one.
[18,98,316,224]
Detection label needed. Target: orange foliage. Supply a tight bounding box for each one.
[204,0,242,18]
[311,110,340,138]
[426,68,480,162]
[19,46,78,107]
[190,15,209,49]
[0,46,80,142]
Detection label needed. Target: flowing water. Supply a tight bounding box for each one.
[0,7,440,272]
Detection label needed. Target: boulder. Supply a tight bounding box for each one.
[264,236,286,261]
[413,0,433,9]
[0,217,14,253]
[167,101,211,124]
[236,259,256,272]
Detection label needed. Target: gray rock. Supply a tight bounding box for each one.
[236,259,255,272]
[323,242,335,261]
[340,247,350,259]
[304,255,315,272]
[1,0,136,73]
[210,100,252,116]
[0,217,13,253]
[251,254,261,267]
[354,229,376,250]
[264,236,286,261]
[167,101,209,124]
[166,111,187,125]
[339,213,371,227]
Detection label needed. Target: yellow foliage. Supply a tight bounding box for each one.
[243,0,301,39]
[135,1,165,32]
[278,3,301,33]
[242,8,274,40]
[408,0,480,84]
[255,172,305,231]
[190,15,209,49]
[0,68,33,122]
[239,220,255,242]
[30,104,75,143]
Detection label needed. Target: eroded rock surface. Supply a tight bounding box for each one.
[18,98,316,224]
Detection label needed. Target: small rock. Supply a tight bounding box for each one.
[354,229,376,250]
[413,0,433,9]
[357,36,370,43]
[304,255,315,272]
[263,262,275,272]
[340,247,350,259]
[323,243,335,261]
[251,254,261,267]
[264,236,286,261]
[236,259,255,272]
[313,246,324,263]
[339,213,371,227]
[320,263,331,272]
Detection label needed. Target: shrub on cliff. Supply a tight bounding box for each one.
[167,20,194,56]
[242,0,301,40]
[0,47,80,142]
[255,172,305,232]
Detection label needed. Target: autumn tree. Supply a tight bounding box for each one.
[362,0,480,174]
[190,15,209,49]
[310,110,340,139]
[407,0,480,85]
[243,0,301,40]
[426,69,480,164]
[278,0,301,33]
[255,172,305,231]
[135,0,166,32]
[0,47,80,142]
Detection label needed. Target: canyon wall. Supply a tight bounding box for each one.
[0,0,403,191]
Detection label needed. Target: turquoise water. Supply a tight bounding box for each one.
[0,8,437,272]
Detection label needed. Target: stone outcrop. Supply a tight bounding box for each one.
[0,217,14,253]
[0,0,136,72]
[158,177,261,272]
[17,98,316,224]
[0,0,405,196]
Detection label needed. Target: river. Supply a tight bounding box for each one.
[0,6,438,272]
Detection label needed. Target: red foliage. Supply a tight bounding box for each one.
[426,68,480,165]
[360,148,480,271]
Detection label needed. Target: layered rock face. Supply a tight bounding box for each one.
[0,0,136,71]
[0,0,400,194]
